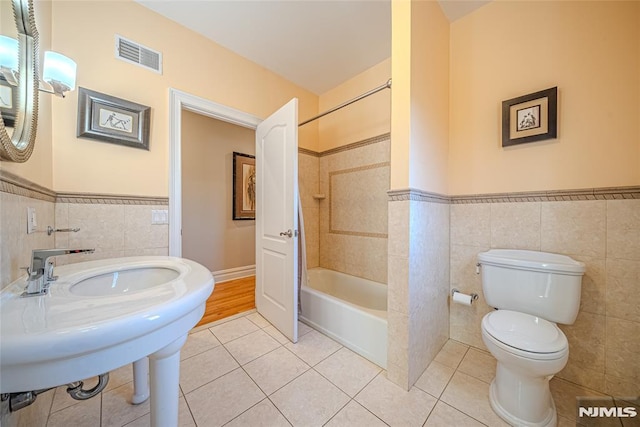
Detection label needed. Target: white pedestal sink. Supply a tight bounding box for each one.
[0,256,214,427]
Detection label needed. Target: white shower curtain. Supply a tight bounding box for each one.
[297,190,307,313]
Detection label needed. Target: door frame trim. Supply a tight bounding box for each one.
[168,88,261,256]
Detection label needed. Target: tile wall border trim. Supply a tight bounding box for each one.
[387,188,450,204]
[450,186,640,204]
[298,132,390,158]
[0,171,168,205]
[0,170,57,202]
[56,193,169,205]
[388,186,640,204]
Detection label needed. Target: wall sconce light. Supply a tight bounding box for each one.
[0,35,19,86]
[39,51,77,98]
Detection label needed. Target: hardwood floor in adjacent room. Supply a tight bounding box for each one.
[196,275,256,327]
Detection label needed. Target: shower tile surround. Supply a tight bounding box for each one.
[299,133,391,284]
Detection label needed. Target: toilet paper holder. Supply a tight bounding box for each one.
[451,288,479,302]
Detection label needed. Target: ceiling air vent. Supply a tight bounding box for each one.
[115,35,162,74]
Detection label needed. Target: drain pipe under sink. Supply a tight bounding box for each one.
[2,373,109,412]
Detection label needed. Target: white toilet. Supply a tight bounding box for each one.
[477,249,585,427]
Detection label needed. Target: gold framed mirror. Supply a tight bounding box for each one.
[0,0,39,162]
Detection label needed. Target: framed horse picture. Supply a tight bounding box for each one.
[232,152,256,220]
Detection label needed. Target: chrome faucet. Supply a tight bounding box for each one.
[23,248,95,296]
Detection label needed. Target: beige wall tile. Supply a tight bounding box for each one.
[124,248,168,257]
[54,202,69,248]
[490,202,541,250]
[449,244,491,350]
[387,309,410,389]
[124,205,169,250]
[605,317,640,381]
[124,205,169,249]
[571,255,606,316]
[405,201,450,387]
[302,205,319,268]
[68,203,125,251]
[607,199,640,261]
[318,139,390,280]
[606,258,640,323]
[451,203,490,247]
[1,193,55,289]
[559,311,606,373]
[388,255,409,313]
[541,200,606,258]
[388,200,410,258]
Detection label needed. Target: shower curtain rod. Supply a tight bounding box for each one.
[298,79,392,127]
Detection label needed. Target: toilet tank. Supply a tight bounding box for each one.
[477,249,585,324]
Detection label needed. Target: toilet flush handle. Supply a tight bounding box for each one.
[476,263,481,274]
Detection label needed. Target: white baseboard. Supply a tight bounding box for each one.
[212,265,255,283]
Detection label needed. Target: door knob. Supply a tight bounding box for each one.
[279,229,293,238]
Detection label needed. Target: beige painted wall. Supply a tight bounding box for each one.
[390,1,449,193]
[2,0,53,189]
[317,58,390,151]
[448,0,640,195]
[181,110,255,273]
[47,0,318,197]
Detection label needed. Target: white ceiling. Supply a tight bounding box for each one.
[135,0,489,95]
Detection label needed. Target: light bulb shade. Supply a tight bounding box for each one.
[43,51,77,94]
[0,35,18,71]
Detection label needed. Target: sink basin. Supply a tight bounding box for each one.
[70,267,181,296]
[1,256,214,426]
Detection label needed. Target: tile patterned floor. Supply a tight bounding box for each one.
[40,311,616,426]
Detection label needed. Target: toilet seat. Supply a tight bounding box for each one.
[482,310,567,360]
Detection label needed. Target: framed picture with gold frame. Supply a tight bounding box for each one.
[502,87,557,147]
[232,152,256,220]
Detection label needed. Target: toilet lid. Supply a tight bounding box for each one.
[483,310,567,354]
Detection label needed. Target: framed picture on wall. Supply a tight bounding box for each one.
[502,86,557,147]
[77,87,151,150]
[233,152,256,220]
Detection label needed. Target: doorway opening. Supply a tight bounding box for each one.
[169,89,261,324]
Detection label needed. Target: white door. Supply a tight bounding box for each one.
[255,99,299,343]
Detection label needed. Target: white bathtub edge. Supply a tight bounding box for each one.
[299,315,387,369]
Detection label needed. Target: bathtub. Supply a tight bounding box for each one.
[300,268,388,368]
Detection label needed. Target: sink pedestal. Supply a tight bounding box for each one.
[132,358,150,405]
[149,335,187,427]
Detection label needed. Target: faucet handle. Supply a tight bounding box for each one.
[45,260,58,282]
